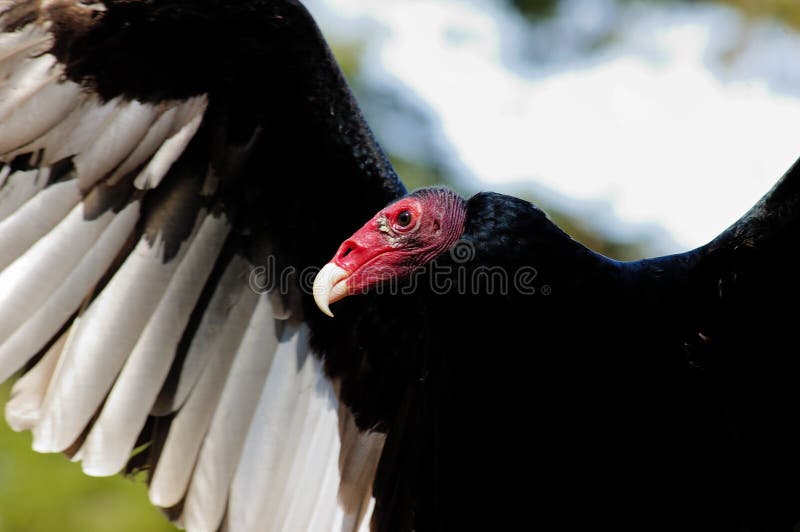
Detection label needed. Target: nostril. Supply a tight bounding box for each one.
[337,239,359,262]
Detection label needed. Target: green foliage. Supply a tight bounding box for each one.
[509,0,800,30]
[0,383,176,532]
[622,0,800,29]
[715,0,800,30]
[330,41,366,81]
[545,207,649,260]
[508,0,560,20]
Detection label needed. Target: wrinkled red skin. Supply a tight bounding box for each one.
[329,191,466,295]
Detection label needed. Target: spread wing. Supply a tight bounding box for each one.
[0,1,404,530]
[671,159,800,528]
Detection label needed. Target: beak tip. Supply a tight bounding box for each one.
[317,301,335,318]
[313,263,350,318]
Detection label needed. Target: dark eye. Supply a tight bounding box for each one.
[397,210,412,227]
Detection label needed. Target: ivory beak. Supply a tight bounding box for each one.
[313,263,351,317]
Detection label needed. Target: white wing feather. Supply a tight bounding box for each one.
[0,9,381,532]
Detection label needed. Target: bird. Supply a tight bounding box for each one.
[0,1,798,532]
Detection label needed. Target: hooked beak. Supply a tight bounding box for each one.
[313,263,351,317]
[313,211,397,317]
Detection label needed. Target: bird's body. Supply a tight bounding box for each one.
[0,1,798,531]
[311,180,800,531]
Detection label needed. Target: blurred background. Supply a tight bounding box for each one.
[3,0,800,529]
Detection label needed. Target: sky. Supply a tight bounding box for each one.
[306,0,800,253]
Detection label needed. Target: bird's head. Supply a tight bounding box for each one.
[313,187,467,316]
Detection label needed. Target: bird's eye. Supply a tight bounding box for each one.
[396,210,412,227]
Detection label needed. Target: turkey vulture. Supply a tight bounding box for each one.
[0,1,798,532]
